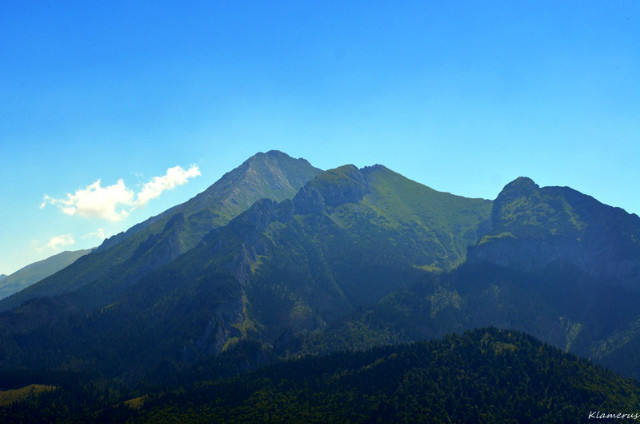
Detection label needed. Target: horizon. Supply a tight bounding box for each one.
[2,1,639,275]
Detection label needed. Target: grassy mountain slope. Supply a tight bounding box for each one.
[0,249,92,300]
[4,328,636,423]
[0,151,321,313]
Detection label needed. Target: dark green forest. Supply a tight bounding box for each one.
[2,329,639,423]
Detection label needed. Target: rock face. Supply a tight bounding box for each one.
[468,177,640,287]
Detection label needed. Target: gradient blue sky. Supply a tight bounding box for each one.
[1,1,639,275]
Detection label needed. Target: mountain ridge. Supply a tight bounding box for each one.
[0,151,638,385]
[0,249,93,301]
[301,174,640,377]
[0,159,492,378]
[0,151,322,313]
[470,175,640,285]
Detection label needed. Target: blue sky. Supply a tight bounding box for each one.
[1,1,639,275]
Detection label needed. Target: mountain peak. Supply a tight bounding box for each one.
[501,176,539,195]
[491,177,540,222]
[265,149,289,157]
[248,149,290,161]
[0,151,322,313]
[472,174,640,284]
[247,150,311,165]
[362,164,389,173]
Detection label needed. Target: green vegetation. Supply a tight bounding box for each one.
[131,329,638,423]
[478,231,515,244]
[364,165,491,268]
[488,177,586,239]
[3,329,638,423]
[0,385,56,406]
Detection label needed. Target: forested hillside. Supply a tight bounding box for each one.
[2,329,638,423]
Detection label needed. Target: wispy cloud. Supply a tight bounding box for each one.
[82,228,110,240]
[47,234,75,250]
[135,165,201,208]
[41,165,200,222]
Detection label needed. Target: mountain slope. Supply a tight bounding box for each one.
[0,163,491,377]
[466,177,640,375]
[102,164,490,372]
[0,151,322,313]
[303,177,640,377]
[0,250,92,301]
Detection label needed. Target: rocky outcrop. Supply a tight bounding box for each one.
[293,165,370,214]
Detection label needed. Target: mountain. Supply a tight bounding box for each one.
[0,249,92,301]
[2,328,638,423]
[1,154,639,386]
[468,176,640,285]
[0,150,322,313]
[0,163,491,378]
[302,177,640,376]
[464,176,640,375]
[0,275,6,282]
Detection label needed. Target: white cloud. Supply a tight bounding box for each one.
[47,234,75,250]
[135,165,201,208]
[82,228,109,240]
[32,239,45,255]
[41,179,134,221]
[40,165,200,222]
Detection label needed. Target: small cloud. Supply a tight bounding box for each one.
[41,165,201,222]
[82,228,109,240]
[47,234,75,250]
[135,165,201,208]
[32,239,45,254]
